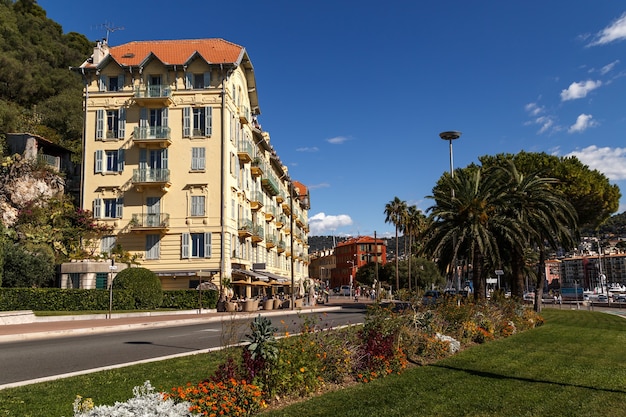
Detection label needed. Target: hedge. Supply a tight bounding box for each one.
[0,288,218,312]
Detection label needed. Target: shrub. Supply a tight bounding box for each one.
[72,380,198,417]
[112,267,163,309]
[167,379,265,416]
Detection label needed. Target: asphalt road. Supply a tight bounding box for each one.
[0,308,365,387]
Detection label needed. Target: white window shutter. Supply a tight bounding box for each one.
[185,73,192,89]
[117,149,125,172]
[95,150,103,173]
[93,198,102,218]
[205,106,212,136]
[98,76,106,92]
[96,109,104,140]
[181,233,190,258]
[183,107,191,137]
[118,108,126,138]
[205,232,211,258]
[203,71,210,88]
[116,198,123,218]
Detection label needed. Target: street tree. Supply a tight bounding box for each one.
[384,197,407,293]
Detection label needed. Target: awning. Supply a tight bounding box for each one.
[253,270,290,283]
[233,269,268,281]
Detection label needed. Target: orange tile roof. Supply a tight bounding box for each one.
[106,38,244,67]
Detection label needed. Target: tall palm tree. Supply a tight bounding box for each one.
[385,197,407,293]
[497,161,578,308]
[404,205,426,291]
[423,166,524,300]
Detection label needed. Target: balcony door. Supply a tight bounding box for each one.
[147,197,160,226]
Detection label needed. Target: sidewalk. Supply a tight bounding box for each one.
[0,296,371,343]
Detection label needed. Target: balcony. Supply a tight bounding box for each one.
[276,192,285,204]
[238,219,253,238]
[281,202,291,216]
[249,190,264,211]
[261,175,279,196]
[237,140,253,163]
[251,158,264,177]
[265,206,276,222]
[251,224,264,243]
[265,235,276,249]
[239,105,251,124]
[276,240,286,253]
[132,168,171,191]
[133,126,172,147]
[37,154,60,171]
[275,214,286,229]
[133,85,173,106]
[129,213,170,231]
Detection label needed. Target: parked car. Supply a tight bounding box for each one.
[597,294,608,303]
[340,285,351,296]
[616,295,626,303]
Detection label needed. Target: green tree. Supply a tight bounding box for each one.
[401,205,427,292]
[497,161,578,306]
[480,152,620,230]
[2,241,55,287]
[423,166,524,300]
[112,267,163,309]
[384,197,407,293]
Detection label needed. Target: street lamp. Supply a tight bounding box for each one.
[439,131,462,180]
[439,131,462,290]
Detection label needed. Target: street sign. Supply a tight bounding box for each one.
[495,270,504,276]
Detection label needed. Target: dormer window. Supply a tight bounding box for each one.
[185,72,211,90]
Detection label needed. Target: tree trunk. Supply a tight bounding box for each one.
[534,248,546,313]
[511,251,525,299]
[473,246,485,301]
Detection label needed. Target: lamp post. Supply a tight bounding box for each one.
[347,259,355,298]
[439,131,462,290]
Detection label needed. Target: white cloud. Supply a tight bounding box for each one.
[588,12,626,46]
[524,102,558,134]
[568,114,598,133]
[525,102,544,116]
[565,145,626,180]
[327,136,349,145]
[308,182,330,190]
[296,146,319,152]
[560,80,602,101]
[308,212,353,235]
[601,60,620,75]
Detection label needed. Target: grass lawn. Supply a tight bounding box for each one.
[1,309,625,417]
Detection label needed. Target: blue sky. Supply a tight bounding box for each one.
[39,0,626,237]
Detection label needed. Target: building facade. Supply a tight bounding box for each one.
[68,38,309,294]
[330,236,387,289]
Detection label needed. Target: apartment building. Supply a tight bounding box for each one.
[331,236,387,289]
[65,38,310,294]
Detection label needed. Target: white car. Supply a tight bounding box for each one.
[597,294,608,303]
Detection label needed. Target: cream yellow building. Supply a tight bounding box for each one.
[69,38,310,295]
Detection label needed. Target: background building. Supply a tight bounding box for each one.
[330,236,387,289]
[65,38,309,296]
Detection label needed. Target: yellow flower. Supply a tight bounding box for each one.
[300,367,306,373]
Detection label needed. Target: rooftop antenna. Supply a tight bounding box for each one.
[94,22,124,44]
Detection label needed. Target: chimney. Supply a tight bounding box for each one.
[92,39,110,66]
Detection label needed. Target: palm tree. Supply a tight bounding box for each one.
[404,205,426,291]
[384,197,407,294]
[497,161,577,309]
[423,166,524,300]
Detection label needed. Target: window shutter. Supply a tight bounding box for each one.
[96,109,104,140]
[162,107,168,127]
[98,76,106,92]
[183,107,191,137]
[203,72,210,88]
[117,149,125,172]
[185,73,192,89]
[140,108,148,128]
[139,148,147,169]
[93,198,102,218]
[118,75,125,91]
[205,106,212,136]
[95,150,103,173]
[116,198,124,218]
[161,148,168,169]
[118,108,126,138]
[181,233,190,258]
[204,232,211,258]
[199,147,206,170]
